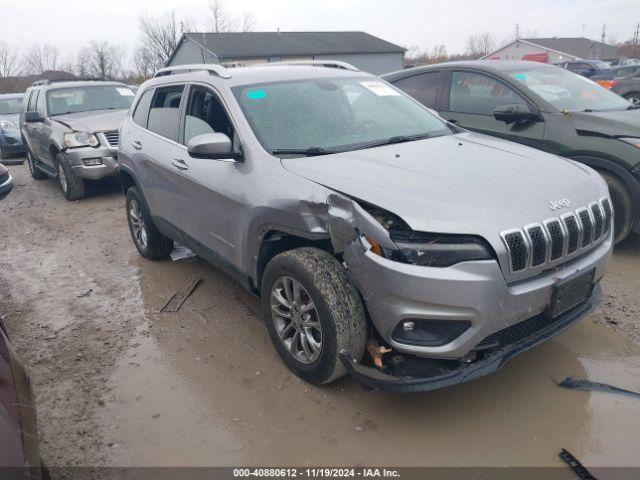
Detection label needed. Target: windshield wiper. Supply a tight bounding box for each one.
[271,147,340,157]
[351,133,437,151]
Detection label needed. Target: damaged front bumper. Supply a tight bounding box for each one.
[65,145,119,180]
[339,285,602,393]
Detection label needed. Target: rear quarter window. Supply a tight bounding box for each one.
[132,89,154,128]
[392,72,441,108]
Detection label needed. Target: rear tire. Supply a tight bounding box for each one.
[597,169,633,244]
[125,186,174,260]
[27,150,46,180]
[261,247,368,385]
[56,153,85,200]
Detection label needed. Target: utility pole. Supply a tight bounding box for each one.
[515,23,520,39]
[634,23,640,58]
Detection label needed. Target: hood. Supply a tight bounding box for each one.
[572,108,640,138]
[51,109,128,133]
[0,113,20,128]
[282,131,609,250]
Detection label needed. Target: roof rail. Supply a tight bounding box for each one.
[31,78,107,87]
[154,64,231,79]
[264,60,359,72]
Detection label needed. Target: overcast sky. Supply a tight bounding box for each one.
[1,0,639,59]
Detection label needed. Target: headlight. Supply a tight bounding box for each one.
[0,120,16,130]
[64,131,99,148]
[619,137,640,149]
[390,232,494,267]
[360,203,494,267]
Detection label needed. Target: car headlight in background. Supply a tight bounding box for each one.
[359,203,495,267]
[0,119,17,130]
[64,131,99,148]
[619,137,640,149]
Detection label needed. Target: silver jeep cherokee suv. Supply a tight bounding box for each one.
[118,62,613,392]
[20,80,136,200]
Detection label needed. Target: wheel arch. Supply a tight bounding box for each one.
[569,154,640,231]
[253,230,333,292]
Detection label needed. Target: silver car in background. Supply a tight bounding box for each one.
[117,62,612,392]
[20,80,135,200]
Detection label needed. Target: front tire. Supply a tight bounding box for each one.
[597,170,633,244]
[56,153,85,200]
[261,247,368,385]
[623,92,640,104]
[125,186,174,260]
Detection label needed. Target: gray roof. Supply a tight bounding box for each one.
[183,31,405,60]
[522,37,620,60]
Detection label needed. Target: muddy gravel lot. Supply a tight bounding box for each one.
[1,159,640,473]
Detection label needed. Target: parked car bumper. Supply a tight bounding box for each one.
[0,130,25,154]
[339,284,602,393]
[65,146,119,180]
[344,231,612,360]
[0,171,14,200]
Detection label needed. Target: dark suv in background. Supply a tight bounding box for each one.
[384,61,640,243]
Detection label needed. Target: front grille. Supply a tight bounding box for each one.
[501,198,609,274]
[502,231,528,272]
[525,225,547,267]
[102,130,119,148]
[601,198,612,234]
[562,214,580,254]
[590,202,604,240]
[577,208,593,247]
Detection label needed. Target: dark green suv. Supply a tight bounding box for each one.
[383,61,640,243]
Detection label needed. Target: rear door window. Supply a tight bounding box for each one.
[132,89,154,128]
[448,71,527,115]
[147,85,185,142]
[392,72,441,108]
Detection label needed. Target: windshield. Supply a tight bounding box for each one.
[233,77,452,156]
[509,67,630,112]
[591,60,611,69]
[47,86,135,116]
[0,97,23,115]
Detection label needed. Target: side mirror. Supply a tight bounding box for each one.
[493,104,541,124]
[25,111,44,123]
[187,133,243,161]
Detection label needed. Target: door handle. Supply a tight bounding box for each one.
[171,159,189,170]
[132,140,143,150]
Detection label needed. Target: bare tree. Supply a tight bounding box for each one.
[241,11,256,32]
[132,45,156,79]
[22,44,60,74]
[208,0,237,33]
[138,10,181,71]
[465,32,497,58]
[0,40,20,77]
[78,41,125,79]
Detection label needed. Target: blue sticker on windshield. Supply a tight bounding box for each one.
[513,73,528,82]
[247,89,267,100]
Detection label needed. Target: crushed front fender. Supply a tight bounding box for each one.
[340,285,602,393]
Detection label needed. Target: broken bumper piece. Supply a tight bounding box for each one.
[340,285,602,393]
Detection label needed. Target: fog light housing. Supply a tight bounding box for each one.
[392,319,471,347]
[82,157,103,166]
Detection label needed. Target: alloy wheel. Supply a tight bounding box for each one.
[270,276,322,364]
[129,198,148,250]
[57,163,67,193]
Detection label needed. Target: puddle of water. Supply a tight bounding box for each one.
[99,254,640,467]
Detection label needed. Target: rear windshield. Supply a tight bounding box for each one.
[0,97,23,115]
[233,77,452,156]
[509,67,630,112]
[47,86,135,116]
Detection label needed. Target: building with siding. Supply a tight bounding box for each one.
[481,37,620,63]
[166,31,405,74]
